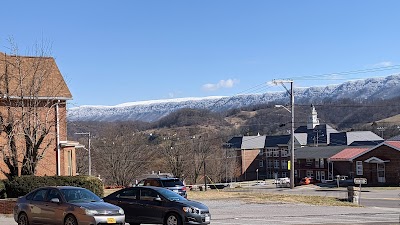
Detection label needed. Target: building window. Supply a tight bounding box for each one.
[306,159,313,166]
[273,150,279,157]
[67,150,73,176]
[259,149,264,156]
[356,161,363,175]
[281,160,288,169]
[306,170,314,178]
[282,172,287,178]
[315,158,319,168]
[274,160,280,169]
[320,158,324,168]
[321,171,326,181]
[266,149,272,157]
[259,160,264,167]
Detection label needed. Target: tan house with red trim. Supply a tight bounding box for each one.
[0,51,78,179]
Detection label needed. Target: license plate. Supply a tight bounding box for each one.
[205,216,210,222]
[107,218,116,223]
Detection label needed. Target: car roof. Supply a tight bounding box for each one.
[34,186,86,190]
[145,177,180,180]
[130,186,166,191]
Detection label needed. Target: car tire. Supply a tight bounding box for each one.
[164,213,182,225]
[18,212,30,225]
[64,215,78,225]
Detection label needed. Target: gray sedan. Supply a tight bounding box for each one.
[13,186,125,225]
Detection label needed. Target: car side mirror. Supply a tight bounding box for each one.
[154,197,162,202]
[50,198,60,204]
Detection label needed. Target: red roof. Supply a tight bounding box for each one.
[329,148,369,161]
[385,141,400,150]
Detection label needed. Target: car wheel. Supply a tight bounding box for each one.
[164,213,182,225]
[64,215,78,225]
[18,213,30,225]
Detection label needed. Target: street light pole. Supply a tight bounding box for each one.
[273,79,295,189]
[76,132,91,176]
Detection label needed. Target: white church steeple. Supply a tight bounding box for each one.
[307,104,320,129]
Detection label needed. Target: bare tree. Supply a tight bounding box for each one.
[92,133,154,186]
[159,136,190,179]
[0,38,69,179]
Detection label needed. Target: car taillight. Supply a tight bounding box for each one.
[182,186,187,191]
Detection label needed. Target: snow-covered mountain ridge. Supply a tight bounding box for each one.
[68,74,400,122]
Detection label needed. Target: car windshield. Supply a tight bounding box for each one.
[161,179,184,187]
[60,188,102,203]
[157,188,186,201]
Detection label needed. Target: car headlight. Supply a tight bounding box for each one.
[119,208,124,215]
[183,207,200,214]
[85,209,99,216]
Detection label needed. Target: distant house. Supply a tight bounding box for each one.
[0,51,78,179]
[329,141,400,185]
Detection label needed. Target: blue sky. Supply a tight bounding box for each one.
[2,1,400,106]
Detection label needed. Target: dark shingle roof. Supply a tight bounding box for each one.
[265,135,290,147]
[295,146,349,159]
[225,136,242,148]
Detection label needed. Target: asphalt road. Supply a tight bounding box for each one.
[2,185,400,225]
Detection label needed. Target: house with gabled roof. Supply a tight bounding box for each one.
[329,141,400,185]
[0,51,78,179]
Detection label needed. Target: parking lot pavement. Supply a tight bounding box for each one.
[0,214,15,224]
[204,199,400,225]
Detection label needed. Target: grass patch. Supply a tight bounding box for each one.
[188,190,358,207]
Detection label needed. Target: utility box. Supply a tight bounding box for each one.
[347,186,360,204]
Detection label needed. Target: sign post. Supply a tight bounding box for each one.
[353,178,367,205]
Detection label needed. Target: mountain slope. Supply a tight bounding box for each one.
[68,74,400,122]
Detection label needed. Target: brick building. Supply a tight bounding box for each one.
[0,52,78,179]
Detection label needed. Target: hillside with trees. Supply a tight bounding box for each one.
[68,97,400,186]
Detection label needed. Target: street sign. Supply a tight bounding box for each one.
[354,178,367,185]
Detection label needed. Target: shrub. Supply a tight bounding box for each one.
[0,180,6,199]
[4,176,104,198]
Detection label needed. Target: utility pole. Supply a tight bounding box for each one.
[273,79,295,189]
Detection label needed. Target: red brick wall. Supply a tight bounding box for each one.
[354,145,400,185]
[0,100,69,179]
[0,199,16,214]
[240,149,262,181]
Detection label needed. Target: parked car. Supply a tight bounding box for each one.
[299,177,315,185]
[14,186,125,225]
[104,186,211,225]
[137,177,187,198]
[273,177,290,187]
